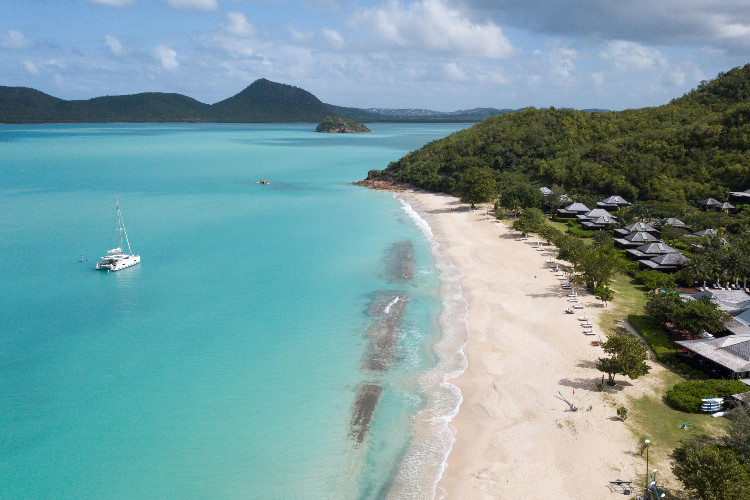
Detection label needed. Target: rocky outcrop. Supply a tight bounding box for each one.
[315,115,371,133]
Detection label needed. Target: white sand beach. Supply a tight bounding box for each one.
[399,190,644,499]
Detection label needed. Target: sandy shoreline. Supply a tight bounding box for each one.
[398,190,643,499]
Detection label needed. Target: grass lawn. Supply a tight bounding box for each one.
[599,272,647,335]
[545,219,568,233]
[624,370,730,496]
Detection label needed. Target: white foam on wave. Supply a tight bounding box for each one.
[387,194,469,500]
[384,296,400,315]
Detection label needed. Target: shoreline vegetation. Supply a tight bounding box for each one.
[355,64,750,498]
[0,80,516,124]
[373,187,737,498]
[393,189,646,498]
[315,116,371,133]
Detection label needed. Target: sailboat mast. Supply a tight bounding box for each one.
[115,193,133,254]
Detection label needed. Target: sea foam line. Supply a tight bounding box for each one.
[384,296,400,315]
[387,194,469,500]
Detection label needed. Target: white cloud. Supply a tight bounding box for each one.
[288,25,314,44]
[165,0,218,11]
[550,45,578,78]
[22,60,40,75]
[224,11,256,37]
[600,40,668,72]
[152,44,179,70]
[442,62,467,81]
[322,28,344,48]
[711,15,750,47]
[104,35,126,56]
[355,0,516,58]
[86,0,134,6]
[213,35,254,57]
[1,30,33,49]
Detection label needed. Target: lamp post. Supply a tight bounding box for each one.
[644,439,651,493]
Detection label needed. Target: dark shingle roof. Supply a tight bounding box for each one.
[676,335,750,372]
[623,222,658,233]
[624,231,659,243]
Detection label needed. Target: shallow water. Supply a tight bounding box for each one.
[0,122,469,499]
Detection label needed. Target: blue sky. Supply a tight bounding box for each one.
[2,0,750,111]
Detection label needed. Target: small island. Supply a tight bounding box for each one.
[315,115,371,133]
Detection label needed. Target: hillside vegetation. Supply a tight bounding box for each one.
[315,116,371,133]
[377,64,750,205]
[1,80,519,124]
[0,79,328,123]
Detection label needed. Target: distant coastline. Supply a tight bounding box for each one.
[0,78,599,125]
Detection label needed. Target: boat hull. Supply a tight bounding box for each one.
[96,255,141,271]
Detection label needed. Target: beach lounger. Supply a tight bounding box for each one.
[568,298,579,302]
[581,322,592,328]
[578,315,588,321]
[583,330,596,336]
[573,304,584,309]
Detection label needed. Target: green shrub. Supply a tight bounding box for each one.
[627,314,677,362]
[566,225,597,238]
[637,270,677,291]
[617,406,628,421]
[666,379,750,413]
[551,215,573,223]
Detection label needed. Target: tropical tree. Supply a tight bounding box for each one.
[544,184,568,214]
[725,403,750,462]
[682,252,722,285]
[591,284,615,306]
[570,244,619,291]
[644,291,684,325]
[512,207,546,233]
[499,180,544,214]
[456,166,497,208]
[673,439,750,500]
[672,296,732,337]
[556,234,585,263]
[596,332,651,385]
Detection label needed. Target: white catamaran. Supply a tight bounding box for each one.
[96,194,141,271]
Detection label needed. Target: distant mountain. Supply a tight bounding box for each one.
[0,79,595,124]
[68,93,210,122]
[0,87,68,123]
[0,80,329,124]
[364,107,515,120]
[328,105,516,122]
[209,78,330,122]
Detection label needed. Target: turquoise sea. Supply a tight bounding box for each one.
[0,123,469,499]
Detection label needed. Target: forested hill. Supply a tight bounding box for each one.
[0,80,516,124]
[0,79,327,123]
[209,78,329,122]
[377,64,750,205]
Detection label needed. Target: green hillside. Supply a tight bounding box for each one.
[315,115,371,133]
[0,79,331,123]
[209,78,330,122]
[65,92,210,122]
[377,64,750,205]
[0,87,68,123]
